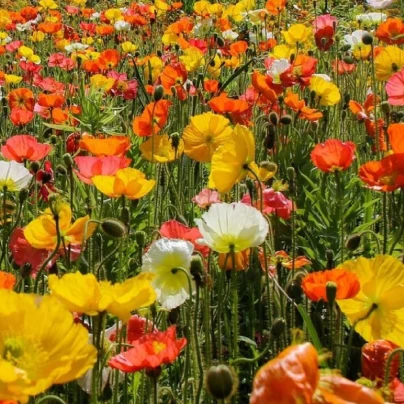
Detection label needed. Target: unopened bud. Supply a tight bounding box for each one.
[326,281,337,305]
[270,317,286,338]
[154,85,164,102]
[190,255,205,287]
[269,112,279,126]
[381,101,391,116]
[340,44,351,52]
[326,249,334,269]
[260,161,277,174]
[216,36,225,47]
[101,219,128,239]
[280,115,292,125]
[206,365,237,400]
[287,166,296,180]
[345,233,361,251]
[56,164,67,176]
[63,153,73,169]
[30,161,40,173]
[19,188,29,204]
[135,230,147,248]
[362,32,373,45]
[171,132,180,149]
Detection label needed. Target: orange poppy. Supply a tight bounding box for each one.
[310,139,356,173]
[218,249,250,271]
[359,154,404,192]
[97,49,121,70]
[230,41,248,57]
[387,123,404,153]
[10,109,34,126]
[38,22,62,34]
[167,17,193,34]
[251,71,278,104]
[160,63,188,96]
[302,269,360,302]
[96,25,114,36]
[20,6,38,22]
[1,135,52,162]
[132,100,172,137]
[265,0,287,15]
[208,92,250,124]
[38,93,65,109]
[204,79,219,94]
[79,135,131,156]
[0,271,16,290]
[251,343,384,404]
[376,18,404,45]
[284,93,323,121]
[8,88,35,111]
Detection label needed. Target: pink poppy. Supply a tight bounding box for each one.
[6,40,23,53]
[160,220,210,257]
[73,155,131,185]
[1,135,52,162]
[386,70,404,106]
[192,188,221,209]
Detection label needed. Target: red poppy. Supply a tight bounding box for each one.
[208,92,251,125]
[8,88,35,111]
[362,340,399,384]
[313,14,337,51]
[35,160,56,201]
[109,315,157,344]
[160,220,209,257]
[74,155,131,184]
[108,326,186,373]
[10,109,34,126]
[1,135,52,162]
[359,154,404,192]
[311,139,356,173]
[97,49,121,70]
[332,60,356,75]
[132,100,172,137]
[302,269,360,302]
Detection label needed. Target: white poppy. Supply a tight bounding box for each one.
[267,58,291,84]
[114,20,131,31]
[142,238,194,310]
[356,12,387,24]
[195,202,268,254]
[366,0,394,9]
[0,161,32,192]
[343,30,368,47]
[222,30,239,41]
[65,43,89,53]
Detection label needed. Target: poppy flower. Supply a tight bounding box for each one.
[218,248,250,271]
[140,134,184,163]
[0,160,32,191]
[302,269,360,302]
[74,155,131,185]
[182,112,233,163]
[337,255,404,346]
[192,188,221,209]
[109,315,158,344]
[386,69,404,106]
[376,18,404,45]
[251,71,278,104]
[388,124,404,152]
[196,202,268,254]
[362,340,399,384]
[92,168,155,200]
[309,76,341,106]
[1,135,52,162]
[48,272,156,323]
[79,135,131,156]
[282,24,312,46]
[251,342,384,404]
[359,154,404,191]
[160,62,188,97]
[132,100,172,137]
[160,219,209,257]
[0,271,16,290]
[375,46,404,81]
[8,88,34,111]
[24,202,97,250]
[10,109,34,126]
[142,238,194,309]
[265,0,286,15]
[97,49,121,70]
[108,326,186,373]
[313,14,337,51]
[310,139,356,173]
[208,93,250,125]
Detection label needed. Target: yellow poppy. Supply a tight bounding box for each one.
[0,290,96,403]
[309,76,341,106]
[90,74,115,91]
[140,134,184,163]
[182,112,233,163]
[208,124,257,193]
[48,272,156,323]
[92,167,155,199]
[180,47,205,72]
[24,202,97,250]
[282,24,312,46]
[337,255,404,346]
[375,46,404,81]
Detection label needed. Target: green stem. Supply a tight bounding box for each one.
[384,348,404,387]
[194,285,204,403]
[36,396,67,404]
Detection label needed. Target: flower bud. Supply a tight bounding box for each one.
[287,166,296,180]
[50,135,58,145]
[286,280,303,302]
[121,207,130,226]
[381,101,391,116]
[154,85,164,102]
[48,194,63,218]
[340,43,351,52]
[20,263,32,278]
[206,365,237,400]
[101,219,128,239]
[280,115,292,125]
[269,112,279,126]
[326,281,337,306]
[326,249,334,269]
[345,234,361,251]
[19,188,29,204]
[260,161,277,175]
[30,161,40,173]
[343,56,355,64]
[216,36,225,47]
[135,230,147,248]
[56,164,67,176]
[171,132,180,150]
[63,153,74,169]
[190,255,205,287]
[362,32,373,45]
[270,317,286,338]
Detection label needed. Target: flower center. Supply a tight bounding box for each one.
[152,341,167,354]
[3,337,25,366]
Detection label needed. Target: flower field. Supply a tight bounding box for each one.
[2,0,404,402]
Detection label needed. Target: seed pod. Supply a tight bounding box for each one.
[101,219,128,239]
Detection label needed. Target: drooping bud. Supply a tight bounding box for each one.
[280,115,292,125]
[362,32,373,45]
[206,365,238,401]
[345,233,361,251]
[135,230,147,248]
[190,255,205,287]
[269,112,279,126]
[270,317,286,338]
[101,219,128,239]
